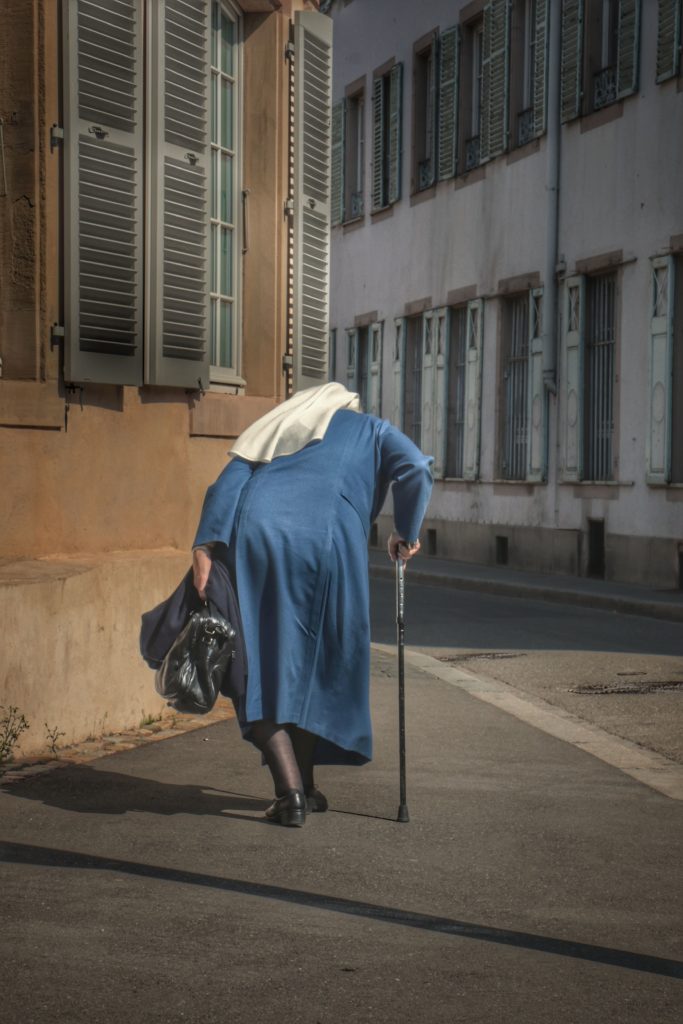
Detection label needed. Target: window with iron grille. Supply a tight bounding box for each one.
[584,272,616,481]
[210,1,241,380]
[357,326,370,411]
[509,0,549,147]
[371,62,402,210]
[412,33,438,191]
[445,306,468,478]
[345,89,365,219]
[672,257,683,482]
[403,315,423,447]
[459,16,485,171]
[501,294,530,480]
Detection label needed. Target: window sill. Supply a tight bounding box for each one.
[647,481,683,489]
[410,184,437,206]
[209,372,246,390]
[579,100,623,134]
[454,164,486,190]
[370,204,395,222]
[506,136,541,165]
[342,216,365,234]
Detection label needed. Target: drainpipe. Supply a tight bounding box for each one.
[543,2,562,395]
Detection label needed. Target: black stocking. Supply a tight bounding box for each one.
[250,720,303,797]
[288,725,317,792]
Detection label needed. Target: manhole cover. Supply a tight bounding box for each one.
[569,681,683,695]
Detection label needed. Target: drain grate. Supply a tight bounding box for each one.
[569,681,683,696]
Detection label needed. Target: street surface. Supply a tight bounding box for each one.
[370,575,683,764]
[2,584,683,1023]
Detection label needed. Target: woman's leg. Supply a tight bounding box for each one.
[249,719,303,797]
[289,726,328,812]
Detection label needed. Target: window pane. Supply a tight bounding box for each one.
[220,226,232,295]
[211,148,218,218]
[221,79,233,149]
[210,224,217,292]
[221,11,234,75]
[211,2,219,65]
[221,153,233,222]
[210,299,217,362]
[220,301,233,367]
[211,74,218,144]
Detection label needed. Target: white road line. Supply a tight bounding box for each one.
[372,643,683,801]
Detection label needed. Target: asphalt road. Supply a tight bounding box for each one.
[370,576,683,763]
[1,642,682,1023]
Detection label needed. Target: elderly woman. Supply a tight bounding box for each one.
[192,383,432,827]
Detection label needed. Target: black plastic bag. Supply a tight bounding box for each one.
[155,604,236,715]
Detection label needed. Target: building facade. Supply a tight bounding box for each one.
[0,0,333,755]
[328,0,683,588]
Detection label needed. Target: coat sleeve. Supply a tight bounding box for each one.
[376,421,433,541]
[193,457,255,548]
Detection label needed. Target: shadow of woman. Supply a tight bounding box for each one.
[4,763,271,825]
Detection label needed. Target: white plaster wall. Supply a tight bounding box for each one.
[329,0,683,546]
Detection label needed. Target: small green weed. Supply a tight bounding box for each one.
[0,706,30,765]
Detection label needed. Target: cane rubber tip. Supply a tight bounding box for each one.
[397,804,410,823]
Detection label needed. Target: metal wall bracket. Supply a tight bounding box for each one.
[51,324,65,350]
[50,125,64,151]
[284,41,295,61]
[282,353,293,372]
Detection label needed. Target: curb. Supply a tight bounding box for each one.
[369,563,683,624]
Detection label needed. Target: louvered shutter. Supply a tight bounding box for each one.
[533,0,549,136]
[371,76,385,210]
[148,0,210,388]
[291,11,333,392]
[437,26,460,180]
[480,0,510,163]
[646,257,675,483]
[392,317,406,427]
[561,0,584,123]
[346,329,358,391]
[387,62,403,205]
[63,0,144,385]
[331,99,345,227]
[368,322,383,417]
[656,0,681,83]
[563,275,585,481]
[463,299,483,481]
[432,308,449,479]
[420,312,436,461]
[617,0,641,98]
[527,288,546,481]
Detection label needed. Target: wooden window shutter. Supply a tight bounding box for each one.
[432,308,449,479]
[392,317,406,427]
[562,275,585,481]
[463,299,484,481]
[480,0,511,163]
[656,0,682,83]
[331,99,346,227]
[437,26,460,180]
[368,322,383,417]
[345,328,358,390]
[646,256,675,483]
[148,0,210,389]
[63,0,144,385]
[527,288,546,481]
[617,0,641,99]
[387,62,403,205]
[371,76,385,211]
[533,0,550,136]
[561,0,584,123]
[292,10,334,392]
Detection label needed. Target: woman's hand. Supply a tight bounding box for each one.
[192,545,213,601]
[387,531,421,563]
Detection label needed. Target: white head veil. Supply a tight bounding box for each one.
[230,382,361,464]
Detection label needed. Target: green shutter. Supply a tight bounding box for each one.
[437,26,460,180]
[527,288,546,481]
[368,321,383,417]
[291,11,333,392]
[63,0,144,386]
[420,312,436,461]
[392,317,406,427]
[656,0,682,83]
[371,76,385,210]
[617,0,641,99]
[646,257,675,483]
[533,0,549,136]
[563,275,585,480]
[433,308,449,479]
[148,0,211,388]
[481,0,511,162]
[331,99,346,227]
[463,299,483,481]
[346,328,358,391]
[561,0,584,123]
[388,62,403,204]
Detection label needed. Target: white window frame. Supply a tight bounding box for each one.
[209,0,244,386]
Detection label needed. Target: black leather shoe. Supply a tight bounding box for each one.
[305,787,328,813]
[265,789,306,827]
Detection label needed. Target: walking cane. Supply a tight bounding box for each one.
[396,556,409,823]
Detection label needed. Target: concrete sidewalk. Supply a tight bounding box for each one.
[1,648,682,1024]
[368,550,683,623]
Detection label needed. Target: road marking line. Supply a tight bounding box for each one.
[372,643,683,801]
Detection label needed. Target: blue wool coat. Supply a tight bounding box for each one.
[193,410,433,765]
